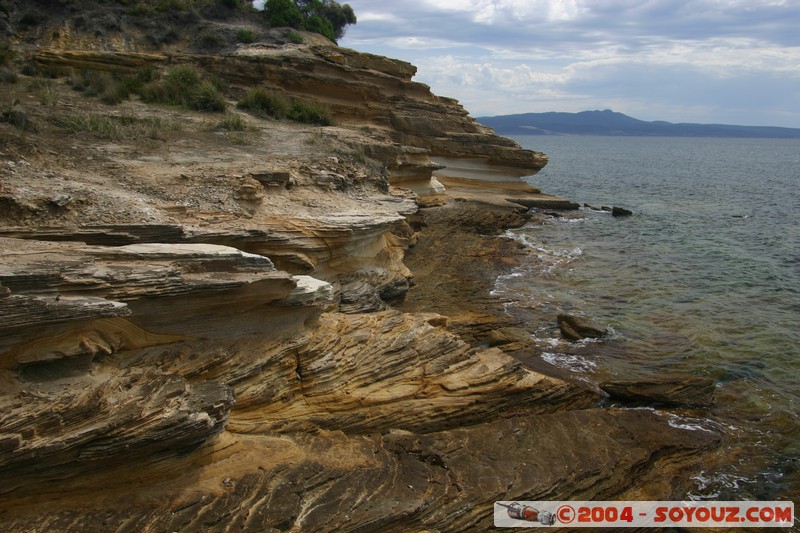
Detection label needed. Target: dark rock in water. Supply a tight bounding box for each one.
[601,206,612,211]
[557,313,608,341]
[612,206,633,217]
[511,197,580,210]
[600,376,716,407]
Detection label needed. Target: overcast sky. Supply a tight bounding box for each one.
[331,0,800,127]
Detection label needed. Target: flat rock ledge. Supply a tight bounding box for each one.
[601,376,717,407]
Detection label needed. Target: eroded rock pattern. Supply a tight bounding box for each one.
[0,18,721,531]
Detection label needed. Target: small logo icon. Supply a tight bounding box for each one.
[498,502,556,525]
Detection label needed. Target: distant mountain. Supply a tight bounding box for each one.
[476,109,800,138]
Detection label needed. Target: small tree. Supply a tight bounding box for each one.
[265,0,302,28]
[302,14,333,41]
[265,0,356,43]
[316,0,355,41]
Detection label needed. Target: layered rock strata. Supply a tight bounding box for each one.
[28,43,558,207]
[3,409,718,532]
[0,22,721,531]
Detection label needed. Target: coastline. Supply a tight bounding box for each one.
[0,16,729,530]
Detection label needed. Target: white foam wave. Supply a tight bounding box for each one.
[687,470,753,500]
[665,413,717,433]
[532,335,562,348]
[541,352,597,372]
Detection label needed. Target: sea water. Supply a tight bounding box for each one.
[496,136,800,502]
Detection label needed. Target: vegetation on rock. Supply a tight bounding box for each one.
[52,113,181,140]
[264,0,355,42]
[235,27,256,43]
[237,86,331,125]
[140,65,227,112]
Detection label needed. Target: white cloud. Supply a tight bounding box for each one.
[417,0,585,23]
[356,12,402,23]
[338,0,800,125]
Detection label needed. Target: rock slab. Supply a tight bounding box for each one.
[557,313,609,341]
[601,376,716,407]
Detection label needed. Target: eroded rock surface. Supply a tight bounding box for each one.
[0,10,721,529]
[601,376,717,407]
[2,409,719,532]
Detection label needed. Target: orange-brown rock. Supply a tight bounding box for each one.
[0,6,721,529]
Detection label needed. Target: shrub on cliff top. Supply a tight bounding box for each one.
[265,0,303,28]
[265,0,356,43]
[301,13,334,41]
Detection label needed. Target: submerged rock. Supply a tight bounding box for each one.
[557,313,609,341]
[612,206,633,217]
[600,376,716,407]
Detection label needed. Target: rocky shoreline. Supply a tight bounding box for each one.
[0,6,721,530]
[0,205,722,531]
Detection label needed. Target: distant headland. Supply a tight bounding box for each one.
[477,109,800,138]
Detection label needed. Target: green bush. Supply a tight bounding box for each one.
[101,83,131,105]
[285,30,304,44]
[55,114,121,139]
[190,79,227,112]
[20,63,39,76]
[0,67,17,84]
[317,0,356,41]
[119,66,156,93]
[1,105,33,131]
[215,113,248,131]
[236,28,256,43]
[165,65,200,93]
[126,0,194,14]
[69,68,156,106]
[198,29,224,49]
[54,113,181,140]
[265,0,303,28]
[139,65,227,112]
[236,87,288,118]
[30,78,58,107]
[0,41,13,66]
[236,87,331,125]
[264,1,356,42]
[302,14,334,41]
[139,80,172,105]
[288,98,332,125]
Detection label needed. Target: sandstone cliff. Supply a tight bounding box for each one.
[1,4,717,531]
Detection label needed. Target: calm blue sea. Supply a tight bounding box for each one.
[498,135,800,502]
